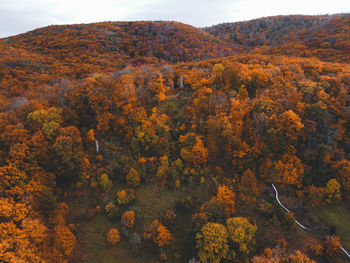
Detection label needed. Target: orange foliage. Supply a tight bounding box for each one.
[121,210,135,228]
[213,185,236,216]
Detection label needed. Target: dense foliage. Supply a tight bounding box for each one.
[0,14,349,263]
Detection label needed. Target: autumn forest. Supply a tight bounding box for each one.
[0,13,350,263]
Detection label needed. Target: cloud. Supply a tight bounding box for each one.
[0,0,349,38]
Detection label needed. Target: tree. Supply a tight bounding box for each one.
[164,210,176,224]
[306,185,326,207]
[333,159,350,198]
[144,219,173,247]
[53,225,76,257]
[126,168,141,187]
[213,185,236,216]
[156,225,173,247]
[179,133,208,168]
[267,110,304,151]
[326,178,341,203]
[107,228,120,245]
[99,173,112,192]
[148,73,166,104]
[39,186,57,216]
[238,169,258,196]
[105,203,120,221]
[27,107,62,139]
[273,154,304,186]
[226,217,257,254]
[201,200,227,224]
[196,222,229,263]
[116,189,135,205]
[121,210,135,228]
[87,129,95,141]
[53,126,85,185]
[323,236,341,257]
[289,250,316,263]
[0,164,28,197]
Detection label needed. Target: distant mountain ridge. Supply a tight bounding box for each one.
[2,21,233,72]
[1,14,349,81]
[204,14,350,62]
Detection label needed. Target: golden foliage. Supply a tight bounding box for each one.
[196,222,229,263]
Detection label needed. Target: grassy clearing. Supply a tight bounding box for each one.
[68,183,190,262]
[68,187,154,263]
[135,184,188,226]
[75,214,151,263]
[134,184,192,261]
[313,203,350,249]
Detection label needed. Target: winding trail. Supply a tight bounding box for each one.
[271,184,350,259]
[272,184,309,230]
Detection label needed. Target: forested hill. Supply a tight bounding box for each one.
[1,14,350,263]
[204,14,350,62]
[2,21,233,73]
[2,14,350,75]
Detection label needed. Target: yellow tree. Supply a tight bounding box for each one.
[326,178,341,203]
[333,159,350,198]
[196,222,229,263]
[226,217,257,254]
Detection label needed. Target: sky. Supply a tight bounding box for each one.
[1,0,349,38]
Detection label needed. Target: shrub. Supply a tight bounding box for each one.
[107,228,120,245]
[121,210,135,228]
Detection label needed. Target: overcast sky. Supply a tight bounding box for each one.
[1,0,349,38]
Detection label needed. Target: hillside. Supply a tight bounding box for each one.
[2,21,233,76]
[0,14,350,263]
[204,14,350,62]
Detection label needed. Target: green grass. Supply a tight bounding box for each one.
[135,184,188,226]
[134,184,192,262]
[68,184,190,262]
[75,213,153,263]
[68,187,154,263]
[313,203,350,249]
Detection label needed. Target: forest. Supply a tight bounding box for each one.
[0,13,350,263]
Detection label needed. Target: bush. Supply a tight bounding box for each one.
[99,173,112,192]
[121,210,135,228]
[105,203,120,221]
[126,168,141,187]
[107,228,120,245]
